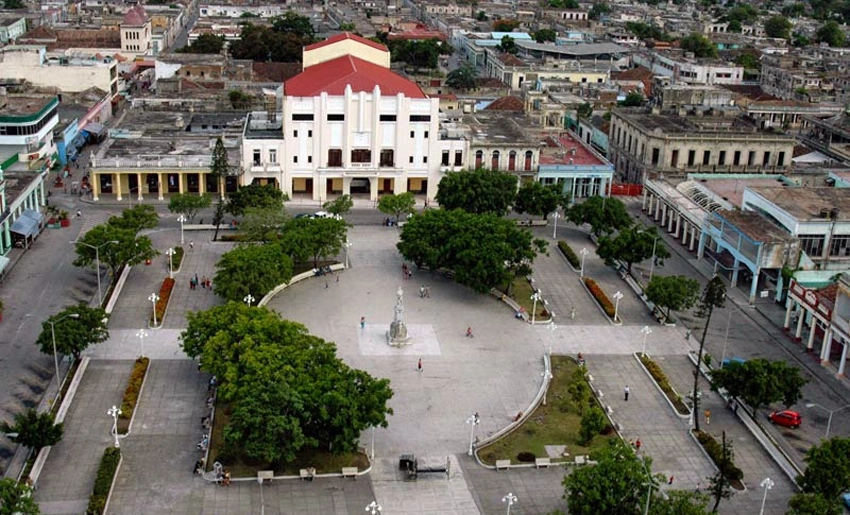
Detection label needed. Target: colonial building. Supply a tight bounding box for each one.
[120,3,151,54]
[0,45,119,100]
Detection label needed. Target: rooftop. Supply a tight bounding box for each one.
[284,55,425,98]
[0,96,57,118]
[747,187,850,222]
[614,108,760,135]
[451,112,538,146]
[539,132,606,166]
[304,32,388,54]
[700,176,790,208]
[715,209,795,244]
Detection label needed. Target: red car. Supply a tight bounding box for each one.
[768,410,802,429]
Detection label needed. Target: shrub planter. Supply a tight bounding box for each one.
[556,240,581,271]
[86,447,122,515]
[582,277,622,325]
[171,246,185,273]
[117,357,150,434]
[635,354,691,417]
[150,277,175,328]
[692,429,746,491]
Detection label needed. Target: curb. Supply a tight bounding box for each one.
[258,264,346,307]
[632,352,691,419]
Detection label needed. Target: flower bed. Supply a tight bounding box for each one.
[118,357,149,433]
[639,355,690,415]
[693,429,745,490]
[86,447,121,515]
[584,277,615,318]
[557,240,580,269]
[151,277,175,326]
[172,246,185,271]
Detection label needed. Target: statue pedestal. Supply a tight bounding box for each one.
[387,321,411,346]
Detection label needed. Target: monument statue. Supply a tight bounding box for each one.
[387,285,410,345]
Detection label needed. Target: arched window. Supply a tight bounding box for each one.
[475,150,483,169]
[524,150,533,171]
[491,150,500,170]
[508,151,517,171]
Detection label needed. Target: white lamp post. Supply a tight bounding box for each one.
[345,239,353,269]
[136,329,148,358]
[640,326,652,357]
[502,493,517,515]
[107,405,122,448]
[466,412,480,456]
[370,426,375,460]
[531,291,542,324]
[148,293,160,326]
[48,313,80,384]
[759,478,774,515]
[613,291,624,322]
[244,294,256,306]
[579,248,589,278]
[72,239,119,307]
[551,211,561,239]
[637,229,661,282]
[541,370,553,405]
[177,214,186,245]
[805,402,850,439]
[365,501,382,515]
[548,322,557,356]
[721,309,734,365]
[165,247,175,278]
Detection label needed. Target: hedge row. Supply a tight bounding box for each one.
[172,246,185,270]
[639,355,690,415]
[694,429,744,482]
[557,240,580,269]
[86,447,121,515]
[152,277,175,325]
[584,277,615,318]
[119,357,150,424]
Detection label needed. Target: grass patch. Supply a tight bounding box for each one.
[478,357,615,465]
[505,276,549,318]
[86,447,121,515]
[557,240,580,268]
[117,357,149,433]
[638,355,690,415]
[207,403,368,477]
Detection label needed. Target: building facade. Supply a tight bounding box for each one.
[0,45,119,99]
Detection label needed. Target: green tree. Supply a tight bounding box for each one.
[397,209,546,293]
[787,492,842,515]
[377,192,416,223]
[817,21,846,47]
[476,10,487,21]
[577,102,593,119]
[644,275,700,323]
[513,181,565,218]
[210,137,231,241]
[764,15,792,39]
[589,2,611,19]
[781,2,807,17]
[446,65,478,90]
[493,19,520,32]
[390,39,440,69]
[214,243,294,302]
[706,468,732,512]
[106,204,159,234]
[620,91,644,107]
[568,368,591,415]
[239,207,288,243]
[227,183,286,217]
[792,32,811,47]
[322,194,354,217]
[692,276,726,432]
[533,28,557,43]
[798,437,850,500]
[679,33,718,58]
[723,4,758,24]
[727,19,743,33]
[35,305,109,361]
[579,406,606,444]
[567,196,632,238]
[338,22,356,31]
[734,51,760,69]
[497,35,518,54]
[279,217,348,268]
[73,224,158,277]
[0,477,41,515]
[596,225,670,274]
[270,12,315,38]
[436,168,517,215]
[549,0,579,7]
[649,490,710,515]
[178,33,226,54]
[0,409,63,453]
[625,21,672,41]
[168,193,211,223]
[564,439,661,515]
[709,359,808,409]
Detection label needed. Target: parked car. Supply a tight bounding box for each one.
[768,410,802,429]
[313,211,341,220]
[842,492,850,509]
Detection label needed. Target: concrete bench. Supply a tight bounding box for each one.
[257,470,274,483]
[341,467,358,479]
[495,459,511,470]
[535,457,551,468]
[575,455,587,465]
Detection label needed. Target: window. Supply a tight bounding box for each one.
[491,150,500,170]
[651,148,660,166]
[308,130,313,137]
[308,156,312,163]
[293,130,298,137]
[269,149,277,163]
[687,150,696,167]
[830,235,850,257]
[380,149,394,167]
[410,131,415,138]
[718,151,726,166]
[293,114,314,121]
[747,151,756,166]
[508,151,517,171]
[380,114,397,122]
[454,151,463,166]
[423,156,428,163]
[253,149,261,166]
[328,114,344,121]
[733,151,741,166]
[671,150,679,168]
[351,149,371,163]
[409,156,414,163]
[800,235,825,258]
[409,115,431,122]
[424,131,429,138]
[777,152,786,167]
[701,151,709,166]
[442,150,450,166]
[524,150,533,171]
[293,156,298,164]
[762,151,771,166]
[475,150,483,168]
[328,149,342,167]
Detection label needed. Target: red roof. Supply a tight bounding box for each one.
[284,55,425,98]
[539,133,604,166]
[122,4,148,26]
[304,32,388,54]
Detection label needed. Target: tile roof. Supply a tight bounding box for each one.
[497,52,526,66]
[284,54,425,98]
[611,66,652,81]
[122,4,148,27]
[485,95,524,111]
[303,32,388,54]
[252,62,302,83]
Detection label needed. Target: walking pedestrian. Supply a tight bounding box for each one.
[336,274,339,284]
[668,476,674,485]
[704,409,711,425]
[417,358,422,373]
[325,281,329,289]
[624,385,630,401]
[420,285,425,298]
[201,276,206,289]
[76,209,82,219]
[635,438,641,452]
[189,241,194,252]
[360,316,365,329]
[466,327,474,338]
